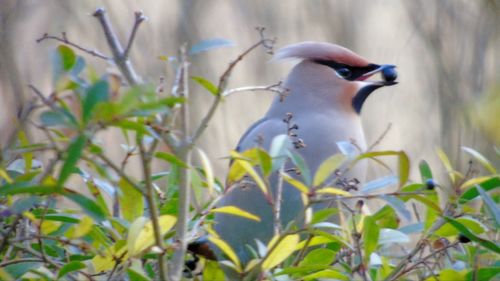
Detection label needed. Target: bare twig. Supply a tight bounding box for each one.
[36,32,110,60]
[84,153,145,195]
[123,11,147,59]
[222,82,288,99]
[93,8,140,85]
[274,165,285,236]
[169,46,191,281]
[367,123,392,151]
[383,217,448,281]
[138,134,167,280]
[188,31,275,149]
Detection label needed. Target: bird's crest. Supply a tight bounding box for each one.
[273,41,370,67]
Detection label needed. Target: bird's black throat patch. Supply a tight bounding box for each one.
[352,84,383,114]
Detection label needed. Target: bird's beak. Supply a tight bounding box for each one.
[357,64,398,86]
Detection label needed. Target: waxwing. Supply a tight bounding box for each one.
[189,41,398,275]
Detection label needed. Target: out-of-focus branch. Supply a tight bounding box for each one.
[36,32,110,60]
[188,28,275,149]
[138,135,168,281]
[169,46,191,281]
[93,8,141,86]
[124,11,147,59]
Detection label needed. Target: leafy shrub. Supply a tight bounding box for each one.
[0,8,498,281]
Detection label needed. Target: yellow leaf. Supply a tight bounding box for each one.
[282,173,309,193]
[436,148,459,183]
[41,220,61,235]
[295,236,333,251]
[127,217,148,256]
[66,215,93,238]
[316,187,351,197]
[208,236,241,272]
[313,154,346,187]
[210,206,261,222]
[262,234,299,270]
[198,149,215,196]
[92,241,128,273]
[129,215,176,256]
[230,151,268,196]
[0,168,13,183]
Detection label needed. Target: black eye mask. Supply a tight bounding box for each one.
[314,60,380,81]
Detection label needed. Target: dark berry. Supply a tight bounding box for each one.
[382,67,397,82]
[458,234,471,243]
[425,179,436,190]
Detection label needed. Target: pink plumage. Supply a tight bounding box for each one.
[273,41,370,67]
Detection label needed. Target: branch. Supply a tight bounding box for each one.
[138,137,167,281]
[222,82,289,100]
[36,32,110,60]
[123,11,147,59]
[169,46,192,281]
[93,8,141,85]
[383,217,448,281]
[188,29,275,149]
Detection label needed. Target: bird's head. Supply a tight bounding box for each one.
[274,42,398,114]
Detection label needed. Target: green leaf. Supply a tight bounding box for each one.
[443,216,500,254]
[477,185,500,227]
[303,269,348,281]
[203,260,226,281]
[0,183,59,196]
[419,160,433,182]
[313,154,346,187]
[435,217,487,237]
[57,45,77,71]
[83,80,109,123]
[460,176,500,203]
[154,152,188,168]
[191,76,219,96]
[465,267,500,281]
[58,135,86,185]
[299,248,336,267]
[111,119,150,135]
[363,216,380,263]
[189,38,235,55]
[85,179,110,216]
[210,206,261,222]
[316,187,351,196]
[310,208,338,224]
[62,189,106,221]
[462,146,497,174]
[119,178,144,222]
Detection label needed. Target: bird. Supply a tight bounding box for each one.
[188,41,398,276]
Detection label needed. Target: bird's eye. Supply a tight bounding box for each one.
[337,68,351,78]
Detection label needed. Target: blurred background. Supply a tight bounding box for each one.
[1,0,499,183]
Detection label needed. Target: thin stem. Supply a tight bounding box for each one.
[138,136,167,281]
[84,154,145,195]
[169,46,191,281]
[274,165,285,236]
[93,8,140,85]
[36,32,110,60]
[383,217,448,281]
[123,11,146,59]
